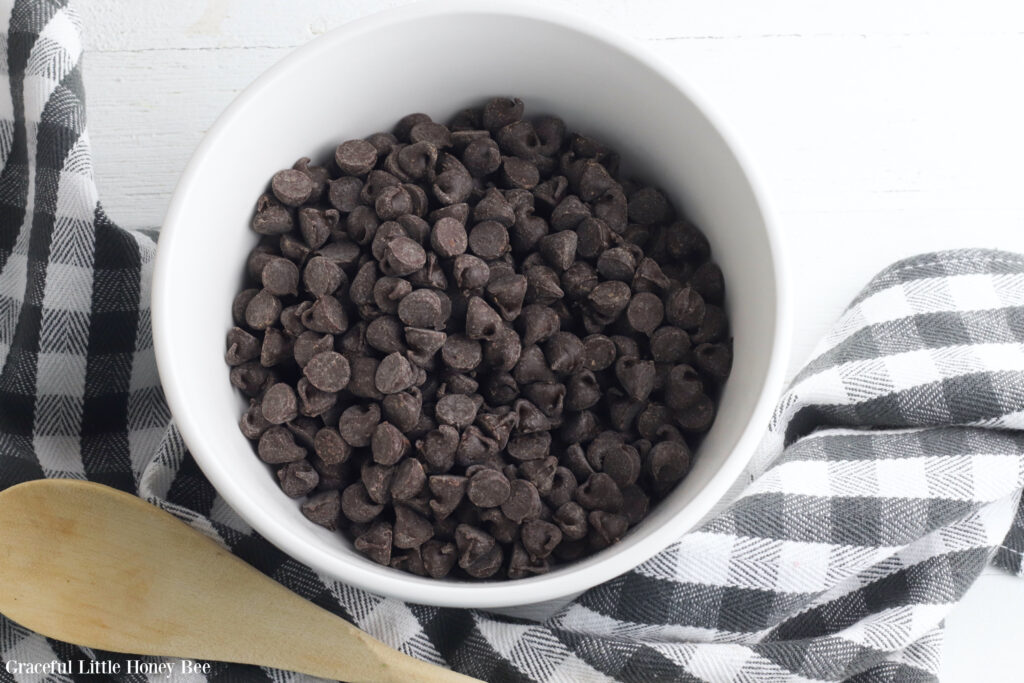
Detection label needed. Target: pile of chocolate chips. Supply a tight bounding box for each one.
[226,97,731,580]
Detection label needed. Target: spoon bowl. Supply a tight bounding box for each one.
[0,479,478,683]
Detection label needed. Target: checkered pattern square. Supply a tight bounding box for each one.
[3,3,1024,681]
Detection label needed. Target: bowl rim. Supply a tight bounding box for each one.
[152,0,792,608]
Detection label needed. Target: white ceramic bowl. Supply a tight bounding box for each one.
[153,0,789,609]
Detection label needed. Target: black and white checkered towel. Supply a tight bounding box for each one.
[2,2,1023,681]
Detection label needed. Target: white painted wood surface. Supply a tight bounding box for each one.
[78,1,1024,679]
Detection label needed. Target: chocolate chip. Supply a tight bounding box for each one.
[421,539,457,578]
[381,390,422,433]
[455,524,503,578]
[501,479,542,523]
[432,163,474,206]
[690,304,728,344]
[646,440,691,495]
[354,520,392,564]
[482,97,524,132]
[694,342,732,383]
[303,256,343,297]
[481,372,520,406]
[382,236,426,277]
[515,304,559,347]
[291,331,330,368]
[602,443,641,488]
[507,432,551,461]
[559,413,601,449]
[520,456,558,496]
[338,403,381,447]
[473,187,515,227]
[257,426,306,464]
[588,511,629,549]
[398,289,446,329]
[252,195,294,235]
[544,332,584,375]
[435,393,481,429]
[428,216,467,258]
[239,399,271,440]
[467,469,511,508]
[225,327,260,366]
[245,289,281,330]
[296,377,336,417]
[405,327,447,357]
[271,169,315,206]
[468,221,510,260]
[665,220,710,262]
[232,289,258,327]
[361,462,395,505]
[586,280,630,320]
[367,421,407,466]
[375,352,415,394]
[302,295,348,335]
[524,265,564,305]
[576,473,623,512]
[261,383,298,424]
[426,474,466,520]
[278,460,319,498]
[487,274,528,321]
[554,502,588,540]
[513,344,555,385]
[328,176,363,214]
[392,505,433,550]
[620,485,650,525]
[596,247,636,282]
[507,543,548,579]
[418,425,459,473]
[335,139,378,176]
[260,257,299,297]
[454,429,493,466]
[482,326,523,373]
[564,370,601,411]
[546,467,577,508]
[465,296,503,341]
[452,254,490,290]
[665,364,703,411]
[311,427,350,465]
[410,121,452,148]
[628,187,671,224]
[626,292,664,335]
[441,334,482,372]
[676,393,716,433]
[520,519,561,561]
[301,490,341,530]
[301,351,349,392]
[388,458,425,501]
[615,356,656,402]
[230,362,272,397]
[375,185,413,221]
[521,381,565,418]
[462,137,502,177]
[664,286,705,330]
[538,231,577,272]
[650,326,691,364]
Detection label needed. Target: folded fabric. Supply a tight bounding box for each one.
[2,2,1022,681]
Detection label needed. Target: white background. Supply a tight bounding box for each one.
[79,1,1024,679]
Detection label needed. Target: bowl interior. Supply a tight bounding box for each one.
[155,4,781,608]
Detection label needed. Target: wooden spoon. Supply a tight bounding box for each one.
[0,479,479,682]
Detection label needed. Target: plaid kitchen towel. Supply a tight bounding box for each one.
[2,1,1024,681]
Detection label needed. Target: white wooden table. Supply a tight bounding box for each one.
[80,1,1024,679]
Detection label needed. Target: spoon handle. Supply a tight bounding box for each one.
[0,480,479,683]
